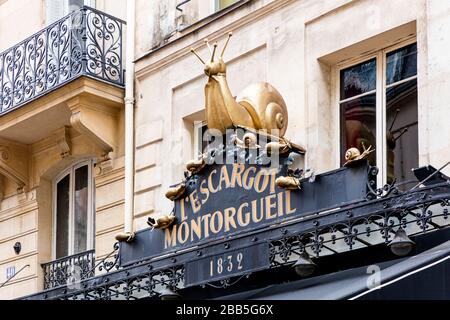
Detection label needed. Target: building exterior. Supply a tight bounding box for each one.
[1,0,450,300]
[0,0,127,299]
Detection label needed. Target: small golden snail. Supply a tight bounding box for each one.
[191,32,289,137]
[232,132,260,149]
[115,232,135,243]
[186,155,207,174]
[265,141,291,155]
[165,183,186,201]
[344,144,374,167]
[275,176,301,190]
[147,214,177,230]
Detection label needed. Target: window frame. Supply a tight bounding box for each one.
[193,120,208,158]
[334,37,417,188]
[211,0,239,14]
[46,0,96,25]
[52,159,95,260]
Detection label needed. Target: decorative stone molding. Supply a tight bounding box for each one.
[54,126,72,159]
[0,139,29,193]
[67,94,121,155]
[95,152,115,175]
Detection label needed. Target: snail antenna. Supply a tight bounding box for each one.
[204,38,213,54]
[211,43,218,62]
[190,48,206,64]
[220,32,233,58]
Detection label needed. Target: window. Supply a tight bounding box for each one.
[194,121,208,158]
[213,0,239,12]
[53,160,94,259]
[339,41,418,189]
[46,0,96,25]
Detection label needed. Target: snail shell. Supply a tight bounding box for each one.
[275,176,301,190]
[165,183,186,201]
[186,156,206,174]
[237,82,288,137]
[345,148,361,161]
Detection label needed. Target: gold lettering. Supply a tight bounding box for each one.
[208,169,219,194]
[265,194,277,219]
[180,197,187,221]
[251,199,264,223]
[191,216,202,241]
[189,190,202,214]
[199,179,210,204]
[177,221,189,244]
[270,171,277,194]
[237,202,251,227]
[201,214,211,238]
[218,165,231,190]
[164,226,177,248]
[286,190,296,215]
[210,211,224,234]
[277,192,284,217]
[254,171,269,193]
[243,167,256,190]
[230,164,245,188]
[224,207,237,231]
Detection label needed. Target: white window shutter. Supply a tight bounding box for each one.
[68,0,84,12]
[46,0,68,25]
[84,0,96,8]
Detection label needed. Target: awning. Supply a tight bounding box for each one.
[218,238,450,300]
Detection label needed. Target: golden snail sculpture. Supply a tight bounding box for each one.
[344,144,374,167]
[165,183,186,201]
[191,32,289,137]
[275,176,301,190]
[147,214,177,230]
[186,155,207,174]
[232,132,260,149]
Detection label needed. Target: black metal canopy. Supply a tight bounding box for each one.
[21,163,450,300]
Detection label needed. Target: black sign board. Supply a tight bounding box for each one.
[120,161,370,267]
[184,243,270,287]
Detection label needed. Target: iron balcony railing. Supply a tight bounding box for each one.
[0,6,125,116]
[41,250,95,290]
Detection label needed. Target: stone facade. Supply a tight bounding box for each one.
[134,0,450,225]
[0,0,127,299]
[1,0,450,299]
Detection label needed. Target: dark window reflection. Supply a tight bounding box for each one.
[386,79,418,189]
[74,165,88,254]
[340,93,377,166]
[56,175,70,259]
[386,43,417,85]
[340,59,376,100]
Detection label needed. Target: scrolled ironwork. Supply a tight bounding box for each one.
[0,6,124,115]
[41,250,95,290]
[23,184,450,300]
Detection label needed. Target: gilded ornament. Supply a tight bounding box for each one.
[148,214,177,230]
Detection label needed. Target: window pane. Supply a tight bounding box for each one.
[340,94,377,166]
[56,175,70,258]
[340,59,376,100]
[386,43,417,85]
[196,124,209,156]
[217,0,239,10]
[46,0,68,25]
[386,79,418,188]
[68,0,84,11]
[74,165,89,254]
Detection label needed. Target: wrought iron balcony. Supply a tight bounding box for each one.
[41,250,95,290]
[0,6,125,116]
